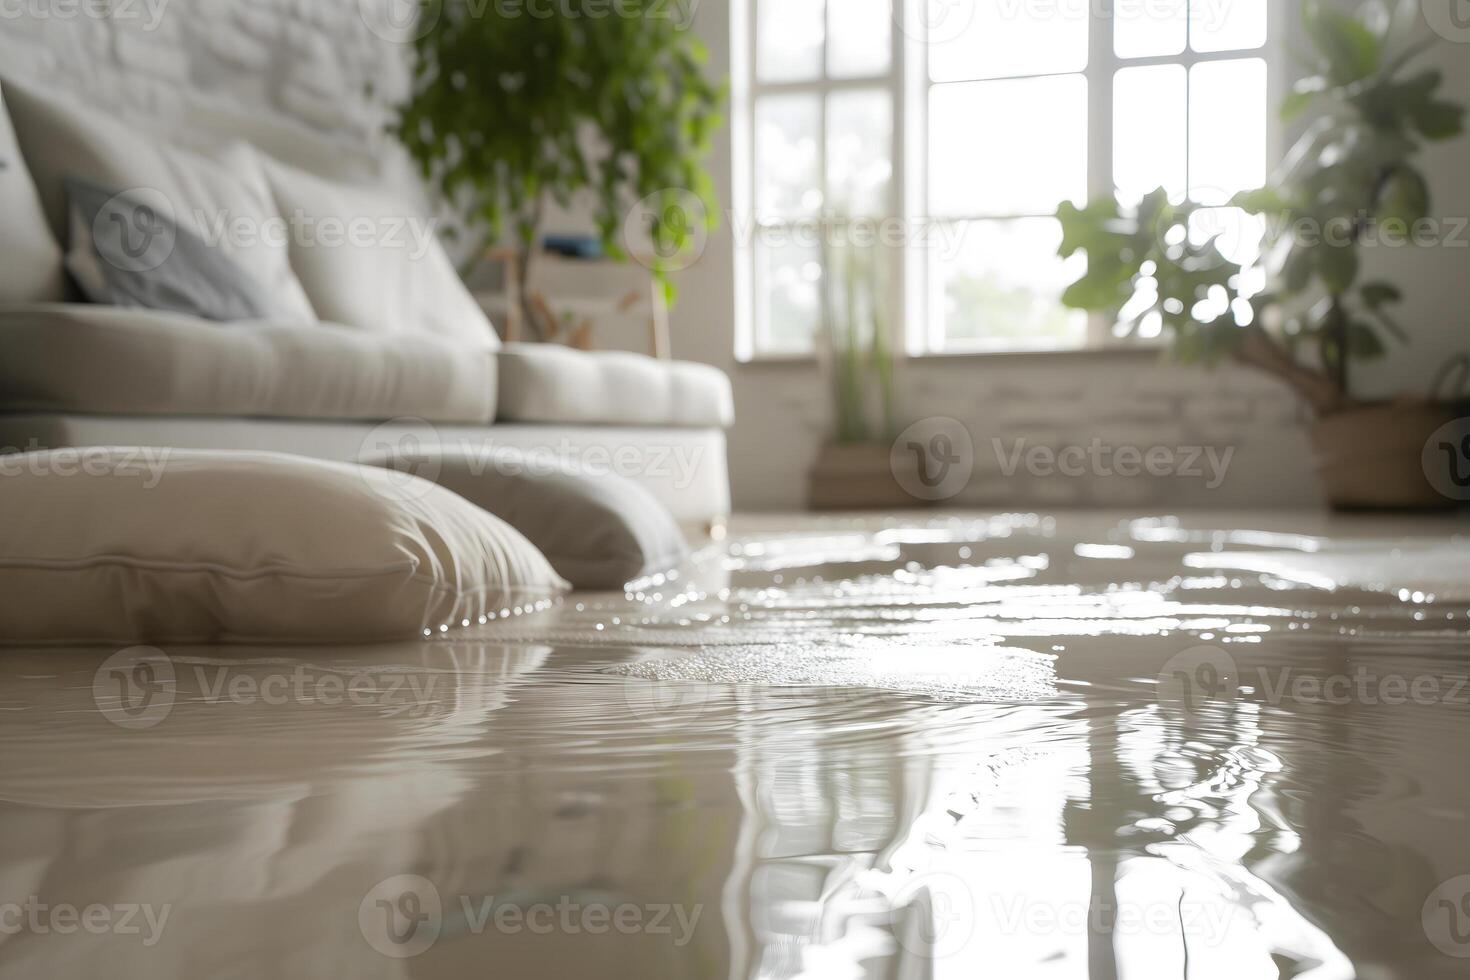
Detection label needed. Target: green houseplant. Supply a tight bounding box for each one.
[388,0,723,338]
[808,236,914,509]
[1055,0,1465,507]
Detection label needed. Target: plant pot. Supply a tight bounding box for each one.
[1311,401,1458,511]
[808,442,930,511]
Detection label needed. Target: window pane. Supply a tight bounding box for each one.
[757,0,824,82]
[1189,59,1267,204]
[1114,0,1187,58]
[931,218,1087,351]
[827,90,892,216]
[755,95,822,220]
[1191,0,1267,52]
[929,75,1087,217]
[1114,65,1186,206]
[755,234,823,352]
[828,0,890,78]
[929,1,1088,82]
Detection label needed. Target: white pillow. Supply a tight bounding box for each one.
[0,83,65,303]
[254,153,500,347]
[0,449,568,644]
[0,77,318,325]
[361,445,690,590]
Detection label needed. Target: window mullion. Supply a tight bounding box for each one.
[886,0,908,362]
[817,0,831,349]
[897,0,930,357]
[1087,0,1117,347]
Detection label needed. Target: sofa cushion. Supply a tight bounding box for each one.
[0,77,318,324]
[0,449,568,644]
[496,344,734,428]
[254,153,499,348]
[0,304,496,423]
[360,445,689,590]
[65,178,284,322]
[0,83,65,304]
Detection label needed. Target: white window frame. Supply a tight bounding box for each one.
[734,0,1288,364]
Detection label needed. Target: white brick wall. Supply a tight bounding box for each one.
[723,358,1324,511]
[0,0,408,163]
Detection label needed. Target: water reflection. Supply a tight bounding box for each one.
[0,514,1465,979]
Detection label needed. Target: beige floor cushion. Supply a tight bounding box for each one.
[361,446,689,590]
[0,77,318,324]
[253,152,500,347]
[0,450,568,644]
[0,304,497,422]
[0,82,64,303]
[496,343,735,428]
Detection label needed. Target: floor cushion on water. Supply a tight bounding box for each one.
[361,445,689,590]
[0,449,568,644]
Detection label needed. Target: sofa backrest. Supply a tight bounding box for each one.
[0,76,498,347]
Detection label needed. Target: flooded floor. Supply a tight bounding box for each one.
[1,512,1468,979]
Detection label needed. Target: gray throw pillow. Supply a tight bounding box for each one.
[64,177,277,322]
[361,445,690,590]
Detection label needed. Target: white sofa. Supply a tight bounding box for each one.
[0,80,733,527]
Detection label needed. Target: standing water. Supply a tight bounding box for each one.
[0,513,1466,979]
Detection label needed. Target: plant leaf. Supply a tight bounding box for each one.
[1306,5,1383,86]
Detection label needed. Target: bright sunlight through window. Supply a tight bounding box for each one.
[734,0,1277,360]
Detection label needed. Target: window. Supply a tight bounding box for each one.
[734,0,1279,360]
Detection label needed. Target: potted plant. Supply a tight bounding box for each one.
[388,0,724,339]
[807,236,916,510]
[1055,0,1466,509]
